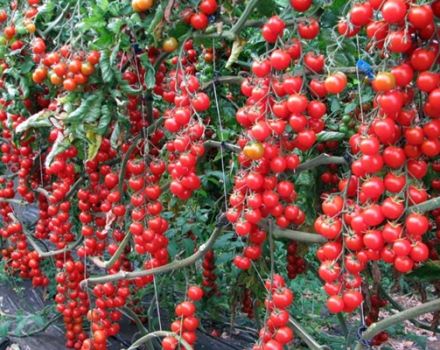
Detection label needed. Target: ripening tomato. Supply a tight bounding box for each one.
[132,0,153,12]
[337,20,359,37]
[324,72,347,94]
[372,72,396,91]
[162,37,178,53]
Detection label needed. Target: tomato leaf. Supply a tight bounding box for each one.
[45,132,70,167]
[407,260,440,282]
[139,53,156,89]
[15,110,52,133]
[99,50,114,83]
[110,121,121,149]
[317,131,345,142]
[96,104,111,135]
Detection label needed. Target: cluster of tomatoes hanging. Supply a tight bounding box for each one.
[315,0,440,320]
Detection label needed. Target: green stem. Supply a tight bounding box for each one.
[354,298,440,350]
[378,285,440,332]
[407,196,440,214]
[89,231,131,269]
[289,318,331,350]
[10,213,83,258]
[229,0,262,37]
[9,314,61,338]
[296,154,347,172]
[273,228,327,243]
[80,219,226,288]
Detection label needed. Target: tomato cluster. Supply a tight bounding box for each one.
[253,275,294,350]
[202,249,218,298]
[314,0,440,318]
[285,241,305,280]
[161,286,203,350]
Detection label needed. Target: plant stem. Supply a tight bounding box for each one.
[10,213,83,258]
[273,228,327,243]
[378,285,440,332]
[204,140,241,153]
[354,298,440,350]
[80,218,226,288]
[229,0,262,37]
[9,314,61,337]
[296,154,347,172]
[407,196,440,214]
[289,317,331,350]
[89,231,131,269]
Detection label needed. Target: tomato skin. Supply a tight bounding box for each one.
[162,37,178,53]
[382,0,407,24]
[349,2,373,26]
[327,295,344,313]
[405,213,429,236]
[290,0,312,12]
[190,13,209,30]
[408,5,434,29]
[342,290,363,311]
[270,49,291,70]
[394,255,414,273]
[298,18,320,40]
[363,230,384,250]
[199,0,217,15]
[318,261,341,282]
[372,72,396,92]
[272,287,294,309]
[410,242,429,262]
[324,72,347,94]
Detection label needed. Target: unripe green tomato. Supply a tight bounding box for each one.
[339,125,348,134]
[0,36,6,46]
[16,26,26,35]
[342,115,351,123]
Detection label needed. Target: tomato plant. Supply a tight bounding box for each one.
[0,0,439,350]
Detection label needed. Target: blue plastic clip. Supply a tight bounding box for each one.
[356,59,375,80]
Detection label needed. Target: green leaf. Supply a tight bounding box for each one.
[99,50,114,83]
[256,0,277,16]
[317,131,346,142]
[110,121,121,148]
[19,76,30,99]
[144,57,156,89]
[15,110,52,133]
[407,260,440,282]
[0,319,9,336]
[86,132,102,161]
[45,132,70,167]
[225,39,246,70]
[96,105,111,135]
[330,98,341,113]
[108,18,124,33]
[344,102,357,114]
[67,93,103,124]
[97,0,109,11]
